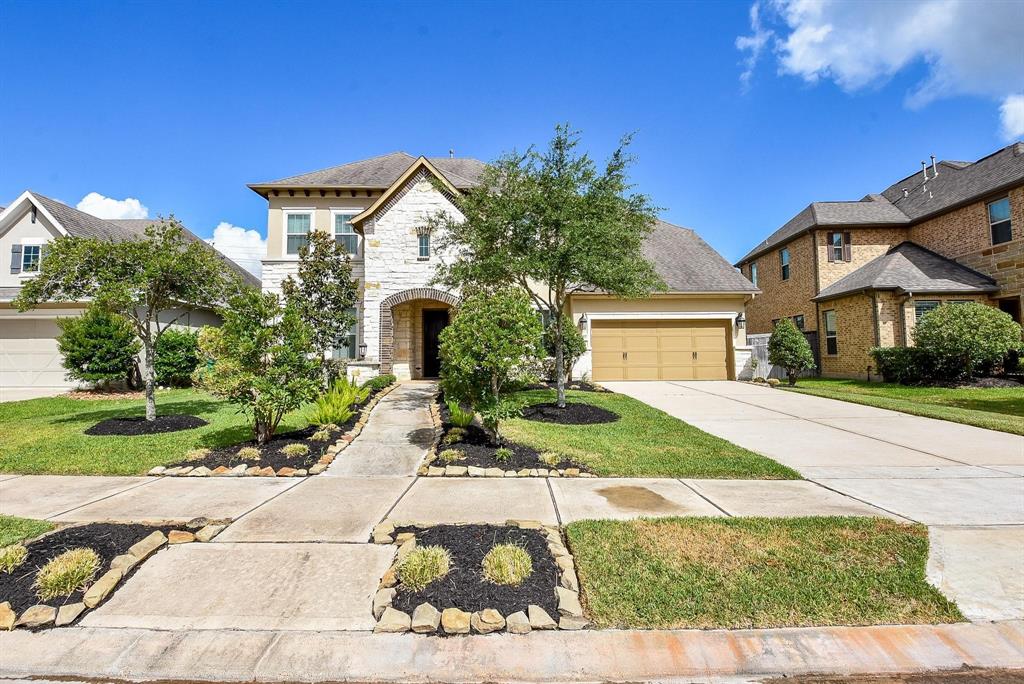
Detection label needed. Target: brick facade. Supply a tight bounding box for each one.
[744,234,818,334]
[815,227,908,288]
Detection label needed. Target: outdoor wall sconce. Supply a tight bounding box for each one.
[736,314,746,329]
[578,313,588,332]
[358,343,367,360]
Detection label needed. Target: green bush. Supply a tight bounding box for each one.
[398,545,451,590]
[768,319,815,386]
[307,376,371,426]
[154,328,200,387]
[362,374,396,392]
[56,306,141,386]
[34,547,100,600]
[445,398,475,428]
[913,303,1022,380]
[543,315,587,382]
[870,347,935,384]
[481,543,533,586]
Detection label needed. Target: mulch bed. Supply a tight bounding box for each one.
[0,523,180,617]
[389,524,560,620]
[521,402,619,425]
[946,377,1022,389]
[84,414,208,436]
[524,381,611,393]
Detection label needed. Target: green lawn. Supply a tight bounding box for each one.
[0,515,54,547]
[566,517,963,629]
[783,378,1024,435]
[503,389,799,479]
[0,389,310,476]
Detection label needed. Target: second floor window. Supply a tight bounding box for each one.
[749,261,758,287]
[334,213,359,256]
[286,212,311,255]
[780,248,790,280]
[418,233,430,259]
[21,245,41,273]
[827,231,851,262]
[823,310,837,355]
[988,198,1012,245]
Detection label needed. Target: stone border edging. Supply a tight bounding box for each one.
[369,519,587,635]
[145,383,399,479]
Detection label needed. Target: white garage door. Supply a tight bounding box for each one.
[0,318,75,399]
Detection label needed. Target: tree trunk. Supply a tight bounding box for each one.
[143,336,157,421]
[554,316,566,408]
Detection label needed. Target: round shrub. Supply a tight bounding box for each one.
[310,428,332,442]
[281,443,309,457]
[482,543,533,586]
[768,319,815,386]
[34,547,101,600]
[913,303,1022,380]
[0,544,28,574]
[398,545,451,590]
[155,328,201,387]
[56,306,141,387]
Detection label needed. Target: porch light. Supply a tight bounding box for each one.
[578,313,588,332]
[736,314,746,329]
[358,343,367,359]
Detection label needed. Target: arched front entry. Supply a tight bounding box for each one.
[379,287,460,379]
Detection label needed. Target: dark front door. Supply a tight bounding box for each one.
[422,309,449,378]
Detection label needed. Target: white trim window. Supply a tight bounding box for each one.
[333,210,360,257]
[21,244,42,273]
[418,233,430,260]
[823,310,837,355]
[284,211,312,255]
[988,197,1012,245]
[332,306,358,360]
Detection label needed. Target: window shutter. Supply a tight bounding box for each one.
[826,233,835,262]
[843,232,852,261]
[10,244,21,274]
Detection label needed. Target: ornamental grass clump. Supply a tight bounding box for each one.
[438,449,464,464]
[482,543,533,586]
[34,547,101,600]
[494,447,514,463]
[398,545,452,591]
[0,545,28,573]
[445,399,475,428]
[310,428,332,442]
[281,443,309,458]
[185,447,211,462]
[237,446,261,460]
[442,427,466,445]
[539,451,560,466]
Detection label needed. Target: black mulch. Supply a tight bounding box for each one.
[523,381,611,393]
[389,524,560,621]
[84,414,207,436]
[0,523,182,620]
[521,402,619,425]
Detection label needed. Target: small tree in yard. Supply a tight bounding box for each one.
[439,288,543,445]
[154,328,201,387]
[768,318,815,386]
[56,305,141,388]
[195,291,320,444]
[15,219,239,421]
[914,302,1022,380]
[431,125,664,408]
[282,230,358,390]
[543,315,586,383]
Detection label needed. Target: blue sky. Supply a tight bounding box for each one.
[2,0,1020,272]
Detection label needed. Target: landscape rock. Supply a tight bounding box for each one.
[549,470,561,477]
[187,466,212,477]
[411,603,441,633]
[15,605,56,629]
[308,463,327,475]
[211,466,230,476]
[276,467,296,477]
[529,469,540,477]
[445,465,468,477]
[511,520,543,529]
[396,537,417,561]
[374,607,411,633]
[485,468,504,477]
[373,521,395,538]
[186,517,210,530]
[528,604,557,630]
[395,532,415,545]
[517,469,530,477]
[175,466,194,476]
[128,531,167,561]
[379,565,398,589]
[564,468,580,477]
[109,553,140,573]
[471,608,506,633]
[373,533,394,545]
[147,466,166,476]
[555,586,583,617]
[559,615,590,630]
[195,524,226,542]
[293,469,307,477]
[467,466,486,477]
[168,530,195,544]
[257,467,276,477]
[245,466,261,476]
[505,611,531,634]
[0,602,15,630]
[427,466,445,477]
[441,607,471,634]
[83,568,123,608]
[556,556,575,573]
[228,464,248,476]
[373,588,396,619]
[559,571,579,592]
[55,602,87,627]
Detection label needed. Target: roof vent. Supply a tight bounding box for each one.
[930,155,938,177]
[449,149,455,158]
[903,188,909,199]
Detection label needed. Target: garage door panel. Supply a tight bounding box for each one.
[592,350,625,367]
[0,318,76,391]
[625,336,658,351]
[591,318,730,382]
[591,336,625,352]
[626,366,661,381]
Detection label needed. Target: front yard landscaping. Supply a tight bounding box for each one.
[565,516,963,629]
[502,389,800,478]
[782,379,1024,435]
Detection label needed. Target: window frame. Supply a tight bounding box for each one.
[21,244,42,273]
[823,309,838,355]
[793,314,805,330]
[332,306,359,360]
[331,208,361,258]
[749,261,758,287]
[988,197,1012,245]
[779,248,790,281]
[283,209,313,257]
[418,233,431,260]
[914,300,941,322]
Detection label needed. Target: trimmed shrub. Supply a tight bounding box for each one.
[154,328,201,387]
[362,374,397,392]
[870,347,935,384]
[768,319,815,386]
[34,547,100,600]
[0,544,28,573]
[914,303,1022,380]
[482,543,533,586]
[766,378,781,387]
[310,428,332,442]
[56,306,141,386]
[438,449,464,464]
[398,545,451,590]
[445,399,475,428]
[281,443,309,457]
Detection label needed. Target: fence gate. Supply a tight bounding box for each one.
[748,331,820,380]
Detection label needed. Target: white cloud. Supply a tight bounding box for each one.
[1000,94,1024,141]
[206,222,265,278]
[735,2,773,91]
[76,192,149,219]
[737,0,1024,136]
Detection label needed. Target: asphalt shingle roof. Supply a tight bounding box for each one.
[738,142,1024,264]
[643,220,758,293]
[250,152,486,190]
[813,242,998,301]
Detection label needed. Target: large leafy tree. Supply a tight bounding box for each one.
[15,219,240,420]
[431,125,664,407]
[195,291,320,444]
[281,230,358,389]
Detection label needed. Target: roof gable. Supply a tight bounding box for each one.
[349,157,462,226]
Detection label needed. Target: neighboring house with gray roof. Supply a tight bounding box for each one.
[736,142,1023,379]
[0,191,258,400]
[252,153,757,382]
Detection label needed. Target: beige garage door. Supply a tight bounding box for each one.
[591,319,730,381]
[0,318,74,391]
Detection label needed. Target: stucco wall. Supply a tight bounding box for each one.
[743,234,817,334]
[1,205,62,288]
[264,194,376,260]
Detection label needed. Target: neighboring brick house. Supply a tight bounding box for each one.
[735,143,1024,379]
[251,152,758,383]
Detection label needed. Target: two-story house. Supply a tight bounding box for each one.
[736,142,1024,379]
[251,152,759,383]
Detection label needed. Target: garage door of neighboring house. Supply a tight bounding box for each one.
[0,319,73,392]
[590,319,730,381]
